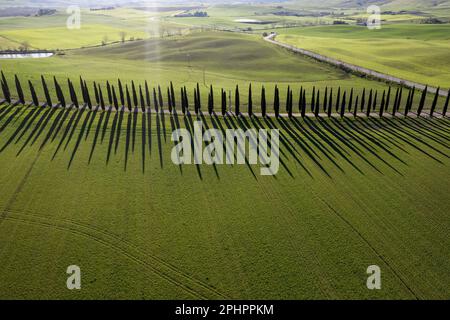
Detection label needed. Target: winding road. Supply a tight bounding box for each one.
[264,33,448,96]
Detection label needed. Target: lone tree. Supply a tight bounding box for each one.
[120,31,127,43]
[430,87,440,117]
[261,86,267,117]
[235,85,240,115]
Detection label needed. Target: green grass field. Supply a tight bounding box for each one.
[0,104,449,299]
[276,24,450,88]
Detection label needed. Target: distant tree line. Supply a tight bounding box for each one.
[1,71,449,120]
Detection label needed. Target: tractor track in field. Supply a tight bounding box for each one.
[1,209,230,300]
[313,194,420,300]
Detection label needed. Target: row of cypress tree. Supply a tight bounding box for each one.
[1,72,449,118]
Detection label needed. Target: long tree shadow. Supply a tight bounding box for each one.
[51,108,72,143]
[156,111,164,169]
[124,112,132,171]
[84,108,98,141]
[30,106,60,147]
[68,109,92,169]
[169,110,183,176]
[88,111,105,164]
[147,109,152,156]
[106,112,119,165]
[101,109,112,144]
[0,106,39,153]
[64,107,86,151]
[200,113,219,179]
[0,105,14,126]
[132,110,138,153]
[17,106,54,156]
[184,112,202,180]
[52,108,80,160]
[114,109,125,155]
[141,112,146,173]
[0,107,21,134]
[39,107,67,151]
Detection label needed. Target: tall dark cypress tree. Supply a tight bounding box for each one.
[145,81,151,109]
[1,71,11,103]
[28,80,39,107]
[181,88,186,115]
[392,88,399,116]
[107,81,112,106]
[132,81,138,108]
[248,84,253,116]
[360,88,366,111]
[372,91,377,111]
[367,89,373,112]
[404,89,412,116]
[140,85,145,112]
[54,77,65,108]
[396,87,403,114]
[167,87,173,113]
[118,79,125,107]
[84,80,92,109]
[335,87,341,112]
[209,85,214,114]
[194,88,198,114]
[99,85,105,110]
[442,89,450,117]
[112,86,119,111]
[417,85,428,116]
[385,87,391,111]
[314,90,320,117]
[379,90,386,118]
[170,81,176,110]
[126,85,132,111]
[323,87,328,112]
[235,85,240,115]
[328,88,333,117]
[98,85,106,110]
[288,88,293,118]
[340,91,346,118]
[274,85,280,118]
[158,85,164,112]
[301,89,306,118]
[184,86,189,113]
[430,87,440,117]
[221,88,226,116]
[15,75,25,104]
[311,86,315,112]
[298,86,303,113]
[41,75,52,107]
[348,88,354,111]
[353,96,359,117]
[261,86,267,117]
[195,83,200,113]
[409,87,416,111]
[94,82,100,106]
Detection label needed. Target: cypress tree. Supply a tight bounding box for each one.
[288,88,293,118]
[354,96,359,117]
[261,86,267,117]
[71,80,79,108]
[379,90,386,118]
[367,89,373,113]
[112,86,119,111]
[15,75,25,104]
[41,75,52,107]
[118,79,125,107]
[132,81,138,108]
[298,86,303,113]
[385,87,391,111]
[209,85,214,115]
[396,87,403,114]
[170,81,176,109]
[417,85,427,116]
[55,77,65,108]
[335,87,341,112]
[145,81,151,109]
[323,87,328,112]
[93,81,99,106]
[430,87,440,117]
[195,83,200,113]
[404,89,412,116]
[372,91,377,111]
[442,89,450,117]
[28,80,39,107]
[408,87,416,111]
[184,86,189,113]
[157,85,164,112]
[348,88,354,111]
[392,88,399,116]
[126,85,132,111]
[84,80,92,109]
[167,87,173,113]
[194,88,198,114]
[340,91,346,118]
[311,86,315,112]
[139,86,145,112]
[99,85,106,110]
[301,89,306,118]
[248,84,253,116]
[314,90,320,117]
[274,85,280,118]
[181,88,186,115]
[360,88,366,111]
[107,81,112,106]
[235,85,240,115]
[221,88,226,116]
[328,88,333,117]
[1,71,10,103]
